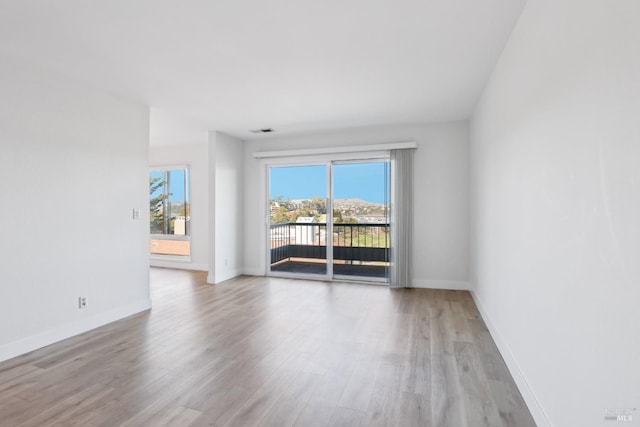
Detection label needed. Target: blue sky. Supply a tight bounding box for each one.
[270,162,389,204]
[150,169,188,202]
[150,164,388,205]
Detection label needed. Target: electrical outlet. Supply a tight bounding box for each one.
[78,297,87,309]
[132,208,139,220]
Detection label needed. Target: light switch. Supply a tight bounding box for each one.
[133,208,140,220]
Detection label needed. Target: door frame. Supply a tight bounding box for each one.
[263,152,390,284]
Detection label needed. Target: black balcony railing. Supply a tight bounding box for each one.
[270,222,390,265]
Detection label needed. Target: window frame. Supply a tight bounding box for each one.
[149,165,191,259]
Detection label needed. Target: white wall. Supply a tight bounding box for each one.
[0,56,150,362]
[149,143,209,271]
[243,122,470,288]
[208,132,244,284]
[470,1,640,426]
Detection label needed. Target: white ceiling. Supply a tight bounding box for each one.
[0,0,526,145]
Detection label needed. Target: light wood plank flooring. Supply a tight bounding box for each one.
[0,268,536,426]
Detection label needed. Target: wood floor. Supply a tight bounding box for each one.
[0,268,536,427]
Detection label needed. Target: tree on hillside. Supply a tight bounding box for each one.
[311,197,326,214]
[179,203,190,217]
[333,209,343,223]
[271,205,289,224]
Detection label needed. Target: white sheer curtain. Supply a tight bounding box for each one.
[389,148,415,288]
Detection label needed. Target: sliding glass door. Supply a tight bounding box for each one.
[267,159,390,282]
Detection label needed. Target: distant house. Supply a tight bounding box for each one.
[294,217,319,245]
[295,217,315,224]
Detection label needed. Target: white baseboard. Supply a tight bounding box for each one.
[150,259,208,271]
[411,279,470,290]
[242,267,264,276]
[230,274,468,289]
[0,298,151,364]
[470,290,551,427]
[207,268,265,282]
[207,268,242,285]
[184,263,209,271]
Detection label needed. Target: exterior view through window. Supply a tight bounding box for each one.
[149,168,191,257]
[269,160,390,281]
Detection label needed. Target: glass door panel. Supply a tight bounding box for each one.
[268,165,328,276]
[332,161,390,281]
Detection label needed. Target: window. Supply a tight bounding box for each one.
[149,167,190,257]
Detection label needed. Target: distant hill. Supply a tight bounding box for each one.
[286,198,384,207]
[334,198,383,207]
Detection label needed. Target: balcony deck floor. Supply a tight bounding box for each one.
[270,259,388,279]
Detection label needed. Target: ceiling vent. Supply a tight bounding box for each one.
[250,128,275,134]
